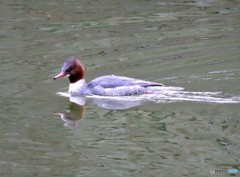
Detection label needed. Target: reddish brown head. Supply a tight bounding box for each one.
[53,56,86,83]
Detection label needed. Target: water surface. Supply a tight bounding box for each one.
[0,0,239,176]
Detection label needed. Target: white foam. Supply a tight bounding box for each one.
[56,86,240,104]
[56,92,70,97]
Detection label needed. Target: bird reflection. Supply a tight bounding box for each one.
[55,101,85,128]
[71,95,145,110]
[55,94,145,128]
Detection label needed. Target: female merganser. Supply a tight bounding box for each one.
[53,56,163,96]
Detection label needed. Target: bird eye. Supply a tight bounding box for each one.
[65,68,71,73]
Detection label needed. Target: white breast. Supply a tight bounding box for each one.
[69,79,86,95]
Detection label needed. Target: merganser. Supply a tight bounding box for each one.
[53,56,163,96]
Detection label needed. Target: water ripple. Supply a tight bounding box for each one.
[57,85,240,107]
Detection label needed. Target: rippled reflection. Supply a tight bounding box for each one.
[55,86,240,128]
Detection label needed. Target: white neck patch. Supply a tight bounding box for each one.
[69,79,86,94]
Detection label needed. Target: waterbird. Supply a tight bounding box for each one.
[53,56,163,96]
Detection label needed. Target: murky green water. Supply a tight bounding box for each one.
[0,0,239,176]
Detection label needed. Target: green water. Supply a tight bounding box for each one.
[0,0,239,176]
